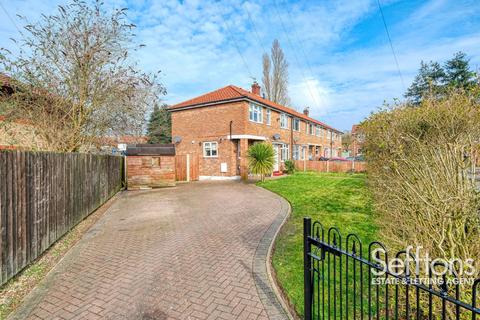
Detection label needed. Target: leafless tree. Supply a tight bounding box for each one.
[262,39,290,106]
[0,0,165,152]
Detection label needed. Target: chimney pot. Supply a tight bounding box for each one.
[251,81,261,96]
[303,107,310,116]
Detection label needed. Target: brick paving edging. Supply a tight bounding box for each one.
[252,187,293,320]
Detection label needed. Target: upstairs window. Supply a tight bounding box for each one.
[309,123,314,135]
[249,104,263,123]
[203,142,218,158]
[315,125,321,136]
[280,113,288,129]
[266,109,271,125]
[293,118,300,131]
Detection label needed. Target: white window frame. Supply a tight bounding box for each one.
[316,125,320,136]
[280,143,289,161]
[280,113,288,129]
[293,118,300,131]
[293,145,299,160]
[309,123,314,135]
[249,103,263,123]
[293,144,305,160]
[203,141,218,158]
[266,109,271,125]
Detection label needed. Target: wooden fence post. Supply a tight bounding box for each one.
[186,154,191,182]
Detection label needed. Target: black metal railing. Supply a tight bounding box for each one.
[303,217,480,320]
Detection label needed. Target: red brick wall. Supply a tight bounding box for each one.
[126,155,175,189]
[171,102,245,177]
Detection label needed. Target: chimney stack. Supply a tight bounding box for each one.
[251,81,261,96]
[303,107,310,116]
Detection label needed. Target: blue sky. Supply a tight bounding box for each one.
[1,0,479,131]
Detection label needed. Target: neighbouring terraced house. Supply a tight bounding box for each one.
[169,82,343,180]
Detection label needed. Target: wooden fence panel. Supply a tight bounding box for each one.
[175,155,187,181]
[294,160,367,173]
[190,154,199,181]
[0,151,123,284]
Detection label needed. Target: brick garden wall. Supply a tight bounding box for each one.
[126,155,176,189]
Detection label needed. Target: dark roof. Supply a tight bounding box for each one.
[126,144,175,156]
[169,85,343,133]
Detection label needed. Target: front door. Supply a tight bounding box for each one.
[273,144,280,171]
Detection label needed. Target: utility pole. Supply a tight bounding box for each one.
[330,130,334,158]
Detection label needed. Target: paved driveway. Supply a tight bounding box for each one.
[10,182,290,320]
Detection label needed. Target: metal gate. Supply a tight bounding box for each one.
[303,217,480,320]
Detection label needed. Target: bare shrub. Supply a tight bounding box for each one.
[362,89,480,279]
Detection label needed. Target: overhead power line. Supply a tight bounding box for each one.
[220,14,254,80]
[243,4,268,56]
[272,0,320,109]
[376,0,406,90]
[280,0,319,88]
[0,0,23,35]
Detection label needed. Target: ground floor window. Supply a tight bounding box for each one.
[293,145,305,160]
[293,145,299,160]
[324,148,331,158]
[281,143,289,161]
[203,141,218,157]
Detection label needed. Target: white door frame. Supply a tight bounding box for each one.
[273,143,280,171]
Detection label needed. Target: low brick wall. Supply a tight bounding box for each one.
[294,160,366,173]
[126,155,176,189]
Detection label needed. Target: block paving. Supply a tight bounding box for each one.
[9,181,290,320]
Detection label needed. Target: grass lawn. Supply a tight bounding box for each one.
[258,172,377,318]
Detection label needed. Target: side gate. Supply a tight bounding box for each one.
[175,154,199,182]
[303,217,480,320]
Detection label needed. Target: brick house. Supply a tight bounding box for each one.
[169,82,343,180]
[350,124,364,157]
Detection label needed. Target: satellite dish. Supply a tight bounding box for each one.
[272,133,281,140]
[173,136,182,143]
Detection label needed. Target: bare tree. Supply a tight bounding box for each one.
[262,39,290,106]
[0,0,165,152]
